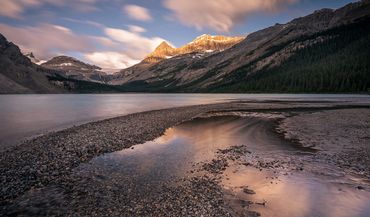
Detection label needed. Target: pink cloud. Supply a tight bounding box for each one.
[84,52,140,71]
[83,26,169,70]
[104,27,166,58]
[0,20,170,70]
[128,25,146,33]
[0,23,92,59]
[123,4,152,21]
[163,0,297,32]
[0,0,99,19]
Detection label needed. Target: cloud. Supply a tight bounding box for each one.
[90,36,118,48]
[0,22,168,70]
[82,26,168,70]
[0,0,98,19]
[0,23,92,59]
[163,0,297,32]
[84,52,140,71]
[0,0,41,18]
[104,27,165,57]
[123,4,152,21]
[128,25,146,33]
[62,17,104,28]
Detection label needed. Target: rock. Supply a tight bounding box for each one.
[244,210,261,217]
[243,187,256,195]
[255,200,267,206]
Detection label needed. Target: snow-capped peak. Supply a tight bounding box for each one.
[24,52,45,65]
[142,34,244,63]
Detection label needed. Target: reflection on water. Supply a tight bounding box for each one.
[77,116,244,184]
[223,166,370,217]
[0,93,226,150]
[1,93,369,151]
[77,115,370,216]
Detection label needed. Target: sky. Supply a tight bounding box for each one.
[0,0,356,71]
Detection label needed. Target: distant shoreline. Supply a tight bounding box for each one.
[1,91,370,95]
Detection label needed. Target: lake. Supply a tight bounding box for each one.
[0,93,369,151]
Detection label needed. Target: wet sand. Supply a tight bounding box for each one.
[1,100,370,216]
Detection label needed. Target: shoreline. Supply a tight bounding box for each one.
[1,101,370,216]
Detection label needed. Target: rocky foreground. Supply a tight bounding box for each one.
[280,108,370,178]
[1,101,370,216]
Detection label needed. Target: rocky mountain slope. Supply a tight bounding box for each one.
[143,35,244,64]
[41,56,107,83]
[111,0,370,93]
[0,34,122,94]
[143,41,177,64]
[0,34,65,94]
[24,52,45,65]
[108,35,244,85]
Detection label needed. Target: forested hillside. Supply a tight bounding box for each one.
[211,17,370,93]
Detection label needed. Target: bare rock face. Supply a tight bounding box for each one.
[143,42,177,63]
[42,56,101,71]
[177,34,244,54]
[42,56,107,82]
[24,52,45,65]
[0,35,124,93]
[109,35,244,84]
[0,34,63,93]
[0,35,32,67]
[142,35,244,64]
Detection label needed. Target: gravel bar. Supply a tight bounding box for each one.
[1,101,369,216]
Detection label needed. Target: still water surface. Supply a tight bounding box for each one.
[0,94,369,150]
[78,115,370,217]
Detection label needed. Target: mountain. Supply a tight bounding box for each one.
[176,34,244,55]
[2,0,369,93]
[143,35,244,64]
[0,34,124,93]
[0,34,65,93]
[41,56,107,83]
[24,52,45,65]
[110,0,370,93]
[143,41,177,63]
[107,35,244,85]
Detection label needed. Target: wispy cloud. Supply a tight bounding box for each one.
[128,25,146,33]
[83,26,168,70]
[163,0,297,32]
[0,0,40,19]
[123,4,152,21]
[0,0,99,19]
[0,20,169,70]
[84,52,140,71]
[62,17,104,28]
[104,27,165,56]
[0,23,92,58]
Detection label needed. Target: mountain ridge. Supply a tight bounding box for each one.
[0,34,64,93]
[142,34,244,64]
[108,34,244,84]
[41,56,107,83]
[0,34,124,93]
[24,52,45,65]
[110,0,370,93]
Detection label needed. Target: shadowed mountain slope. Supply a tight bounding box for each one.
[112,0,370,93]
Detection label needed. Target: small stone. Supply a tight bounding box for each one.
[243,187,256,194]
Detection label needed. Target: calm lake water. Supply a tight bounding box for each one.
[0,94,369,150]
